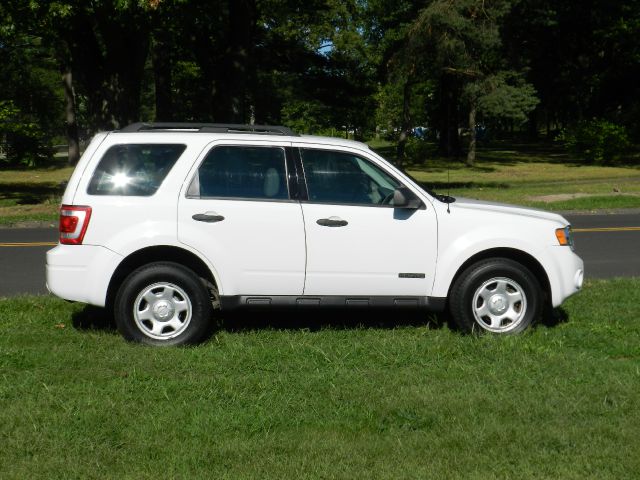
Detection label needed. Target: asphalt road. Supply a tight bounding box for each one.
[0,212,638,296]
[565,212,640,280]
[0,227,58,296]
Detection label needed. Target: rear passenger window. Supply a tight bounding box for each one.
[88,144,185,196]
[190,146,288,200]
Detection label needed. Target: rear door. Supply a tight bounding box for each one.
[178,140,306,296]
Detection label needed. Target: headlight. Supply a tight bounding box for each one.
[555,226,575,250]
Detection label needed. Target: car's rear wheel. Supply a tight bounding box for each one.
[115,262,214,345]
[449,258,542,334]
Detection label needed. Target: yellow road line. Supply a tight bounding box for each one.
[573,227,640,233]
[0,242,57,247]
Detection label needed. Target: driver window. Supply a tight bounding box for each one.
[300,149,400,205]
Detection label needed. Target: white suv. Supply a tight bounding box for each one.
[46,123,584,345]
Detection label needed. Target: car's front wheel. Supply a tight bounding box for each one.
[115,262,214,345]
[449,258,543,334]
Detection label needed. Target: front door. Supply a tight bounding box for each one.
[297,146,438,297]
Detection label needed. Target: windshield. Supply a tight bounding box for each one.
[367,148,455,203]
[404,167,455,203]
[381,155,455,203]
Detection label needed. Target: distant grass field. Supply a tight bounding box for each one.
[424,152,639,210]
[370,140,640,211]
[1,142,639,226]
[1,279,639,479]
[0,158,73,226]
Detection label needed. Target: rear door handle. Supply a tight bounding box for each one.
[192,212,225,223]
[317,217,348,227]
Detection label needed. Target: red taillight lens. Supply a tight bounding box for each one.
[59,205,92,245]
[60,215,79,233]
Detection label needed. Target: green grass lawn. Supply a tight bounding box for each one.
[1,143,639,226]
[1,279,639,479]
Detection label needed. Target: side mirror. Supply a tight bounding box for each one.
[393,186,423,209]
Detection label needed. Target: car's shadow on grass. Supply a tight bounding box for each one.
[220,308,448,333]
[70,305,569,337]
[71,305,117,332]
[70,305,448,334]
[220,306,569,333]
[540,307,569,328]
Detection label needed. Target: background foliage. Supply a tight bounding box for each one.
[559,119,631,165]
[1,0,639,166]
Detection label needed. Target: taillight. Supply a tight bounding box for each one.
[59,205,92,245]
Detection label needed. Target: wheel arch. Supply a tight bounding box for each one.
[446,247,551,303]
[106,245,219,308]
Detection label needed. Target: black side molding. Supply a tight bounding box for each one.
[220,295,447,312]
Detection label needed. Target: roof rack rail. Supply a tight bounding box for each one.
[120,122,297,136]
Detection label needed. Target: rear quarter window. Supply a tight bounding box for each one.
[87,144,186,196]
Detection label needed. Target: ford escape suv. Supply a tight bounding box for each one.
[46,123,584,345]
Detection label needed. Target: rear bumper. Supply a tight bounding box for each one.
[46,244,123,307]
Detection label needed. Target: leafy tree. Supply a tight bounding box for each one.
[560,119,631,165]
[34,1,152,130]
[3,0,640,171]
[257,0,378,136]
[3,0,155,164]
[399,0,538,163]
[503,0,640,140]
[364,0,430,162]
[0,4,61,165]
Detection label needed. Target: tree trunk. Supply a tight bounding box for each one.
[152,32,173,121]
[213,0,257,122]
[396,80,412,166]
[106,26,150,128]
[62,69,80,166]
[527,108,538,140]
[70,5,150,130]
[437,76,461,157]
[466,102,476,166]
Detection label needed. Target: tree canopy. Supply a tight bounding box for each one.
[0,0,638,166]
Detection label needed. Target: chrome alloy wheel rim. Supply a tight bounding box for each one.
[472,277,527,333]
[133,282,192,340]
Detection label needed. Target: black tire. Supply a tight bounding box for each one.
[114,262,214,346]
[449,258,543,334]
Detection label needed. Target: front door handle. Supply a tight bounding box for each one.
[317,217,348,227]
[192,212,225,223]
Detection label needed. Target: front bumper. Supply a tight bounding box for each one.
[46,244,123,307]
[546,246,584,307]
